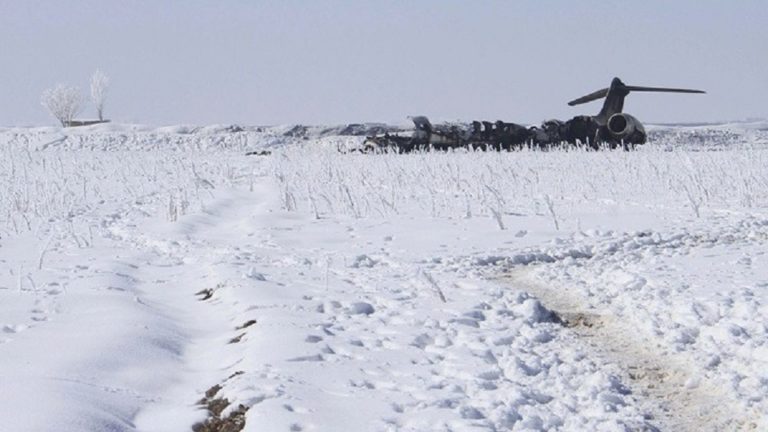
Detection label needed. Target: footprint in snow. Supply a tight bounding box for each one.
[3,324,28,334]
[346,302,375,315]
[411,334,434,349]
[287,354,324,362]
[460,406,486,420]
[350,254,378,268]
[283,404,309,414]
[449,317,480,328]
[315,301,342,314]
[244,267,267,281]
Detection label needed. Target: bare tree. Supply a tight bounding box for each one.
[41,84,83,127]
[90,70,109,121]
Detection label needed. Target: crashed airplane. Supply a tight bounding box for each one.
[364,77,705,152]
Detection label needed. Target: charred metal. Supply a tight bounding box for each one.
[364,77,704,152]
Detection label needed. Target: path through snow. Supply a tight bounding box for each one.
[131,185,658,430]
[501,269,760,431]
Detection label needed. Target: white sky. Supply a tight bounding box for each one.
[1,0,766,126]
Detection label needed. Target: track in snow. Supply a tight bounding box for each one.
[500,268,760,432]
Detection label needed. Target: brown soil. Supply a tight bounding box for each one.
[192,384,249,432]
[235,319,257,330]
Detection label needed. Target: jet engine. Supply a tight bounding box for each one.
[605,113,646,144]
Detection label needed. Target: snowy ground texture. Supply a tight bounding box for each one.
[1,121,768,431]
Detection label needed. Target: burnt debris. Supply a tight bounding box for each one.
[362,77,705,153]
[363,116,609,153]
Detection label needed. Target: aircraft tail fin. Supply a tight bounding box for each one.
[568,78,705,124]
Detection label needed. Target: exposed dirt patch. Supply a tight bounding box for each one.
[228,333,246,344]
[193,383,249,432]
[196,288,214,301]
[557,311,603,329]
[196,284,226,301]
[235,319,257,330]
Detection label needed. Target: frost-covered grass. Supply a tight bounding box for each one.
[2,125,768,431]
[0,136,258,241]
[273,143,768,226]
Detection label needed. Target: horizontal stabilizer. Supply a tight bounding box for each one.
[568,88,609,106]
[569,80,706,107]
[624,86,706,94]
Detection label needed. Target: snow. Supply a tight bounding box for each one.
[1,124,767,431]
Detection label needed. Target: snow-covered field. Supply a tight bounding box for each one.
[1,123,767,431]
